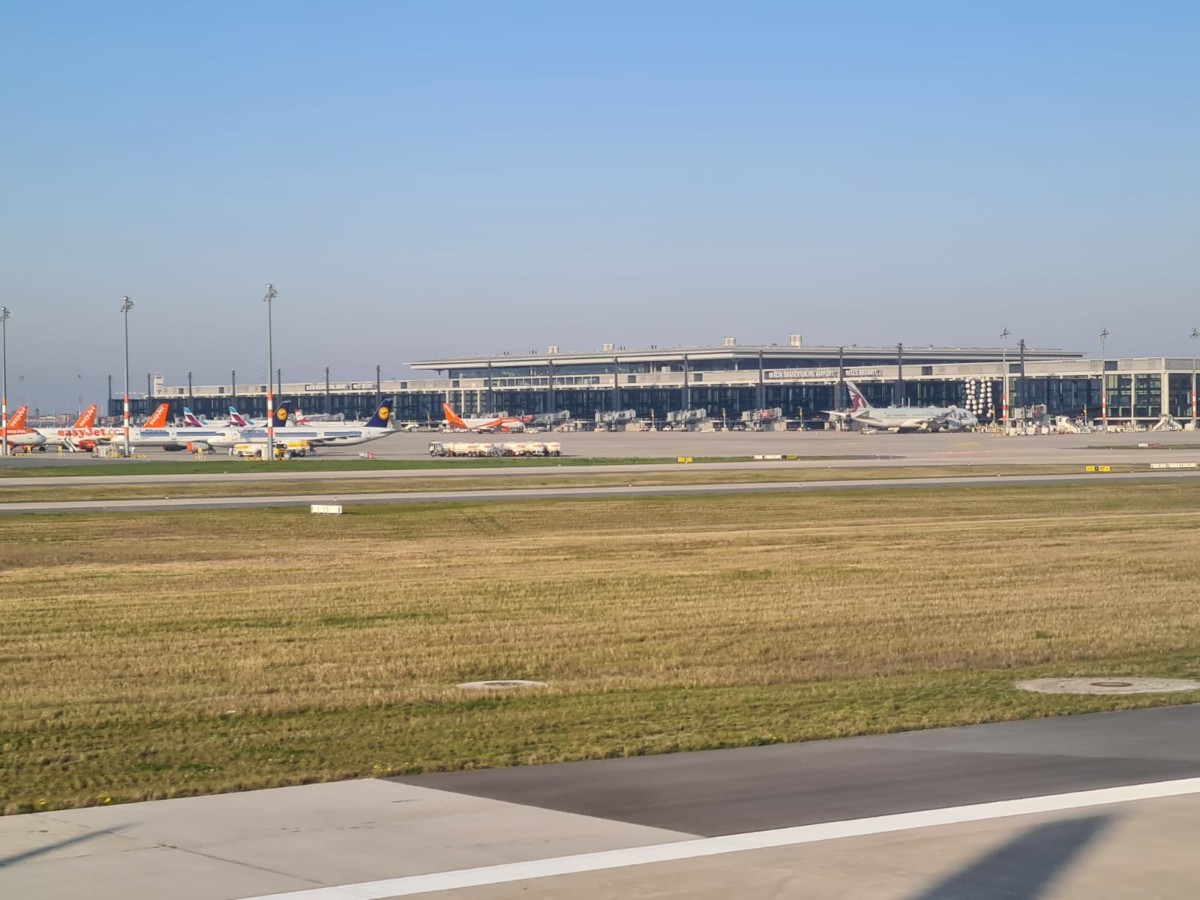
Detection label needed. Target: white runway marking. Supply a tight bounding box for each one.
[239,776,1200,899]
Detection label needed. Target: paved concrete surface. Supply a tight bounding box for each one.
[440,794,1200,899]
[4,707,1200,899]
[0,780,691,900]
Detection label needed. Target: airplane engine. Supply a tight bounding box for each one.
[187,441,211,453]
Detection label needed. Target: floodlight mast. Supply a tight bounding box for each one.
[999,328,1010,434]
[1099,328,1110,432]
[121,297,134,457]
[1,306,10,457]
[1191,327,1198,429]
[264,284,277,462]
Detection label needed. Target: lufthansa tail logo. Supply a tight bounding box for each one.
[377,407,390,421]
[276,408,288,421]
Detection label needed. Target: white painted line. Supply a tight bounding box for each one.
[239,776,1200,899]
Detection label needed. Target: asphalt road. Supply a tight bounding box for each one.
[397,704,1200,838]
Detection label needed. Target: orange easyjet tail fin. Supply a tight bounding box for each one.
[73,404,98,429]
[143,402,170,428]
[442,402,468,430]
[6,405,28,429]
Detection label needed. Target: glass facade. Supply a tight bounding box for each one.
[1168,374,1196,419]
[118,352,1199,429]
[1134,375,1160,419]
[1105,374,1132,419]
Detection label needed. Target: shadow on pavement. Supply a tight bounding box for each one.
[0,824,134,869]
[912,814,1111,900]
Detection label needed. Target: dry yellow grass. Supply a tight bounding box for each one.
[2,482,1199,813]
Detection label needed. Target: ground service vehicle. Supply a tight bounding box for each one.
[231,440,310,460]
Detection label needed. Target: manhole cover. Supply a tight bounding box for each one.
[1017,677,1200,695]
[456,680,546,690]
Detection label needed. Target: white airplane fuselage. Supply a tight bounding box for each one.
[37,425,122,447]
[205,423,393,449]
[851,406,976,432]
[3,428,47,448]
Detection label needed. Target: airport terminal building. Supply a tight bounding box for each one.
[115,337,1200,429]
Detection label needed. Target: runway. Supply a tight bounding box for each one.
[5,705,1200,899]
[3,469,1200,514]
[2,429,1199,514]
[3,429,1200,484]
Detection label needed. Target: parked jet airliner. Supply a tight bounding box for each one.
[205,400,396,451]
[442,403,531,433]
[3,405,47,450]
[832,382,978,432]
[39,402,170,451]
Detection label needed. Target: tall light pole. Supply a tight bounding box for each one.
[1000,328,1010,434]
[1191,327,1198,429]
[121,297,134,457]
[1,306,10,457]
[1099,327,1110,432]
[264,284,277,462]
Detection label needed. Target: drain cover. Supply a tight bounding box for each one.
[1017,677,1200,695]
[456,680,546,690]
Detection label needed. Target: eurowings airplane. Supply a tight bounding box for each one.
[833,381,978,432]
[224,406,302,428]
[224,407,266,427]
[206,400,396,451]
[441,402,531,433]
[182,406,248,428]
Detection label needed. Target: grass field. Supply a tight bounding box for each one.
[3,482,1200,814]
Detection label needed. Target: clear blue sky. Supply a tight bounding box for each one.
[2,1,1197,412]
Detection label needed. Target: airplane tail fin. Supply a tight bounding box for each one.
[143,403,170,428]
[442,402,468,430]
[271,401,293,428]
[7,405,29,429]
[365,400,393,429]
[845,381,872,413]
[73,404,98,429]
[228,406,249,427]
[182,407,204,427]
